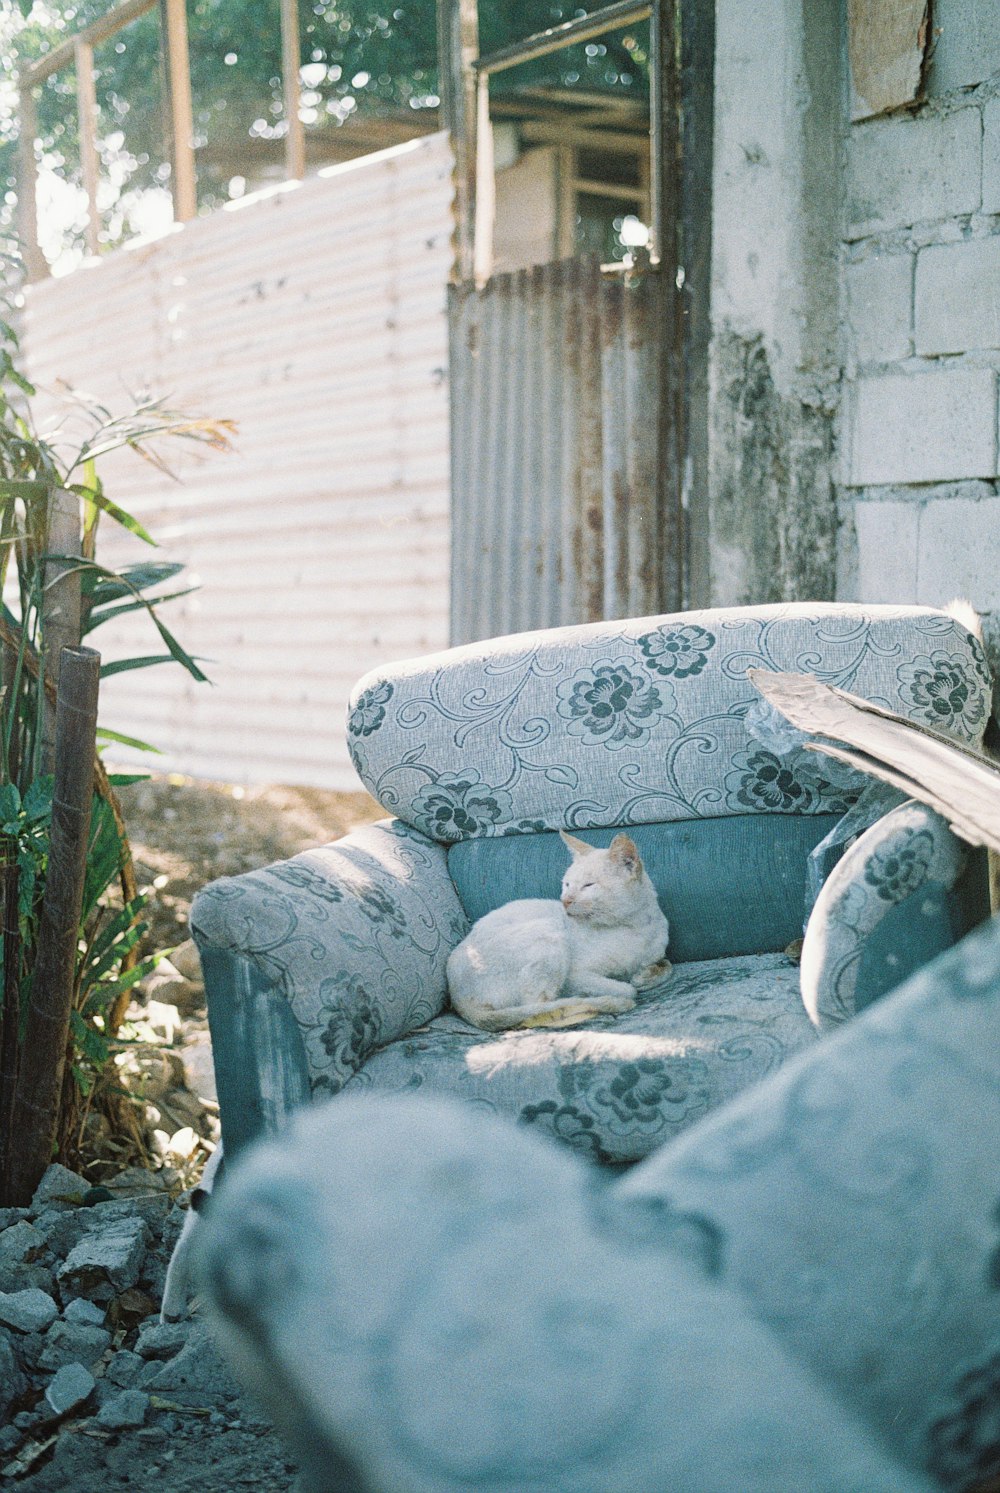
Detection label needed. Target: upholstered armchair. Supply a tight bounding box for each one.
[191,603,992,1165]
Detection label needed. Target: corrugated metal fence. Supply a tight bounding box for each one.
[21,133,453,790]
[449,255,680,644]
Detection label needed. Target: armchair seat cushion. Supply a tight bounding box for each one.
[344,952,817,1164]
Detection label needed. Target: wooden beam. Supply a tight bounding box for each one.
[280,0,306,181]
[160,0,196,222]
[75,39,101,257]
[17,85,48,282]
[436,0,479,283]
[23,0,157,86]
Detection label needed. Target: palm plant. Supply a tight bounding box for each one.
[0,265,233,1203]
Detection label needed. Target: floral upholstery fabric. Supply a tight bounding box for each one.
[345,953,818,1164]
[619,912,1000,1490]
[800,802,972,1030]
[347,604,991,842]
[190,820,467,1097]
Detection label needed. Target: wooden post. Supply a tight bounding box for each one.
[75,39,101,256]
[159,0,197,222]
[8,646,100,1206]
[436,0,479,283]
[0,836,20,1204]
[280,0,305,181]
[17,84,48,282]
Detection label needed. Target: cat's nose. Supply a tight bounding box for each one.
[561,894,574,909]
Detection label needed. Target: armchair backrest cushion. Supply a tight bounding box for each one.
[347,604,991,843]
[448,813,843,962]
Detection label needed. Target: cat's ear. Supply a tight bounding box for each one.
[559,829,593,860]
[609,833,641,877]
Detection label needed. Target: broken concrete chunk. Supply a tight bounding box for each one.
[143,1324,241,1403]
[0,1334,27,1418]
[37,1320,112,1373]
[63,1297,107,1327]
[57,1215,148,1301]
[0,1288,58,1334]
[104,1349,144,1388]
[43,1361,95,1418]
[29,1164,87,1215]
[0,1221,52,1294]
[135,1319,190,1360]
[170,939,204,985]
[94,1388,149,1430]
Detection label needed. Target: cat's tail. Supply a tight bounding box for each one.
[453,992,635,1033]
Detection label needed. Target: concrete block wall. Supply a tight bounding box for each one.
[839,67,1000,620]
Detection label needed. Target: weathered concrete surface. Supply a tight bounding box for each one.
[700,0,842,607]
[709,329,837,604]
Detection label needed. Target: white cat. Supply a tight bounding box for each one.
[447,830,671,1032]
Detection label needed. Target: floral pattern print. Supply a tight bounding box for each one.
[726,750,819,813]
[410,771,514,843]
[897,651,991,735]
[800,803,972,1031]
[263,860,344,904]
[349,680,394,738]
[346,605,992,842]
[556,660,672,750]
[638,622,716,679]
[863,830,935,903]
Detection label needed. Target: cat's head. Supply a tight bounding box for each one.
[558,830,645,925]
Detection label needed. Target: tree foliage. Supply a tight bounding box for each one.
[1,2,647,259]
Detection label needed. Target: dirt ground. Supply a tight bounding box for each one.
[115,774,384,959]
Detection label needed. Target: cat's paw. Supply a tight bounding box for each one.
[633,958,673,990]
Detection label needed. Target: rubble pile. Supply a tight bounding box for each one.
[0,1161,298,1490]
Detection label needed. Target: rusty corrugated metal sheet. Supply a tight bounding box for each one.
[449,255,676,644]
[20,133,453,790]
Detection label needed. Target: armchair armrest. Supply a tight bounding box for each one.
[800,801,989,1030]
[190,819,469,1157]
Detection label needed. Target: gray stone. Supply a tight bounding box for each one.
[0,1288,58,1334]
[135,1319,190,1360]
[0,1334,26,1419]
[29,1163,87,1215]
[57,1215,148,1301]
[30,1208,93,1258]
[0,1209,28,1231]
[37,1319,112,1373]
[88,1194,170,1235]
[94,1389,149,1430]
[104,1349,144,1388]
[63,1297,107,1327]
[916,236,1000,356]
[0,1424,21,1455]
[0,1222,52,1295]
[44,1361,95,1418]
[846,368,999,486]
[15,1331,47,1370]
[847,107,982,237]
[143,1324,241,1403]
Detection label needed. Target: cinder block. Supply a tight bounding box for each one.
[983,99,1000,214]
[847,108,982,237]
[853,501,920,603]
[928,0,1000,95]
[845,252,913,364]
[916,234,1000,353]
[847,368,998,485]
[916,495,1000,608]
